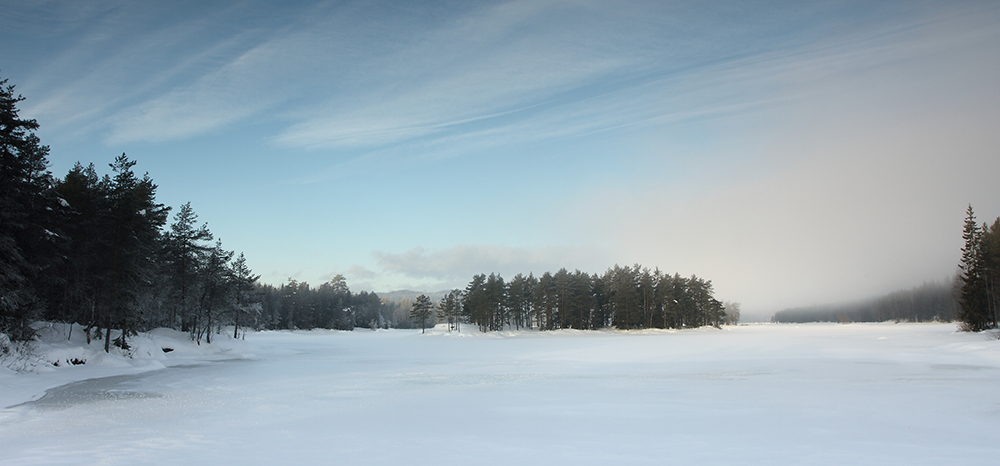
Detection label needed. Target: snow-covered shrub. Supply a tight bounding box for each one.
[0,332,41,373]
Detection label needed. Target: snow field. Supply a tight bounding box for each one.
[1,323,999,465]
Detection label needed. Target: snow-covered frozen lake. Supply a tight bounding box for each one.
[2,323,999,465]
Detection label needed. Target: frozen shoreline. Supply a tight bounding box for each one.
[0,323,260,409]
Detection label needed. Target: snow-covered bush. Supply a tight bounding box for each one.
[0,332,41,373]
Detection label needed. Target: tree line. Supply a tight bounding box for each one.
[254,276,409,331]
[957,205,1000,331]
[410,265,736,333]
[1,76,266,349]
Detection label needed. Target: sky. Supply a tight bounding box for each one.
[2,0,999,317]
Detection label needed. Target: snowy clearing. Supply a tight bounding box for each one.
[2,323,999,465]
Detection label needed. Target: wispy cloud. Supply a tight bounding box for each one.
[276,0,1000,164]
[272,0,643,149]
[20,0,990,155]
[14,2,283,140]
[106,39,288,144]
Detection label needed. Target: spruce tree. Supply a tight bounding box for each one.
[957,205,990,331]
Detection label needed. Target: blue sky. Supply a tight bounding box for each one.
[3,0,999,316]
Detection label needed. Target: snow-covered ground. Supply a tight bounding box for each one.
[2,323,999,465]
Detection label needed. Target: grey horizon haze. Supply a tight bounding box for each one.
[2,0,999,318]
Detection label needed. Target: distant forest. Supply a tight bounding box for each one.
[772,281,958,324]
[773,204,1000,329]
[1,74,732,348]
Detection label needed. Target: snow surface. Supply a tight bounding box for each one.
[2,323,999,465]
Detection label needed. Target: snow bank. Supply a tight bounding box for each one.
[0,323,257,408]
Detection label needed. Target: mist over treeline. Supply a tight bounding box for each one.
[777,204,1000,330]
[772,280,958,324]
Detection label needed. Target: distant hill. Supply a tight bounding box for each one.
[773,280,957,323]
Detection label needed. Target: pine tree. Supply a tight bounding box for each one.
[639,267,656,329]
[410,294,434,333]
[317,275,351,330]
[162,202,213,330]
[351,290,384,330]
[0,76,60,340]
[591,273,610,329]
[464,274,489,331]
[533,272,556,330]
[437,289,462,332]
[485,273,506,331]
[957,205,990,331]
[102,154,170,351]
[52,163,109,334]
[196,240,234,344]
[229,254,259,338]
[608,265,640,330]
[554,268,572,329]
